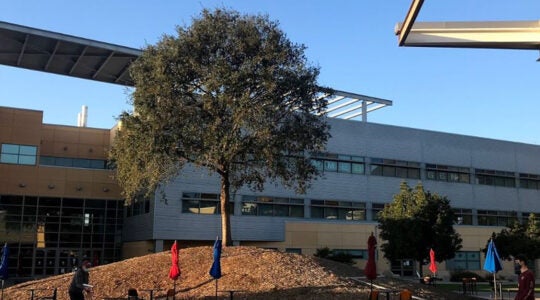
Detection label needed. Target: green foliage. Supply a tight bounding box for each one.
[110,8,331,246]
[378,182,462,274]
[483,213,540,261]
[314,247,331,258]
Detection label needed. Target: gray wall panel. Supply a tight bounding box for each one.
[145,118,540,242]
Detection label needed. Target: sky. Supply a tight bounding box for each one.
[1,1,539,145]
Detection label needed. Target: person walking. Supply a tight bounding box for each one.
[68,259,92,300]
[514,254,535,300]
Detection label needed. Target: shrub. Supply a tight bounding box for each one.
[314,247,331,258]
[313,247,354,265]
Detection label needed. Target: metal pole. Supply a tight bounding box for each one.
[215,279,218,300]
[173,280,176,300]
[493,274,497,300]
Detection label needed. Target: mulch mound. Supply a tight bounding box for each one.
[2,246,475,300]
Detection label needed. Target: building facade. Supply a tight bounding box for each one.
[3,105,540,280]
[0,106,124,279]
[123,117,540,279]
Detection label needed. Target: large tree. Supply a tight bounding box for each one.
[378,182,462,275]
[110,9,331,246]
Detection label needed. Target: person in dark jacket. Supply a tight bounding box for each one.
[68,259,92,300]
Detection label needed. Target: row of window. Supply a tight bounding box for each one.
[446,251,481,271]
[180,193,536,227]
[182,193,234,215]
[40,156,108,170]
[0,143,109,170]
[0,194,123,276]
[241,195,304,217]
[311,200,366,220]
[311,153,365,174]
[311,152,540,190]
[3,143,540,190]
[426,163,470,183]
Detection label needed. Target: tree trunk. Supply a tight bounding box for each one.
[220,173,233,246]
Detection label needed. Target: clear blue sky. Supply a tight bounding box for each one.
[1,1,539,144]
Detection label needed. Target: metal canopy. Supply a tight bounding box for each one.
[318,90,392,122]
[396,20,540,50]
[395,1,540,53]
[0,21,142,86]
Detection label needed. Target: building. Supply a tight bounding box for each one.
[122,116,540,279]
[2,105,540,280]
[0,106,124,279]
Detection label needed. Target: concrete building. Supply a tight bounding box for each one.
[122,116,540,279]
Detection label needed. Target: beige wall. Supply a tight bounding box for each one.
[0,106,122,200]
[242,222,518,279]
[0,107,43,145]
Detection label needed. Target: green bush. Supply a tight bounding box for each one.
[314,247,354,265]
[314,247,331,258]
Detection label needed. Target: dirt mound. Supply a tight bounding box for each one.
[3,246,369,299]
[2,246,473,299]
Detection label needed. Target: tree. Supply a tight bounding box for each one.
[378,182,462,275]
[110,8,331,246]
[484,214,540,261]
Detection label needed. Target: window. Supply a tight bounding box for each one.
[182,193,233,215]
[370,158,420,179]
[241,196,304,218]
[519,173,540,190]
[1,143,37,165]
[453,208,473,225]
[332,249,367,259]
[477,210,517,226]
[285,248,302,254]
[40,156,108,170]
[371,203,386,221]
[311,200,365,221]
[126,194,151,217]
[310,153,365,175]
[426,164,470,183]
[446,251,480,271]
[475,169,516,187]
